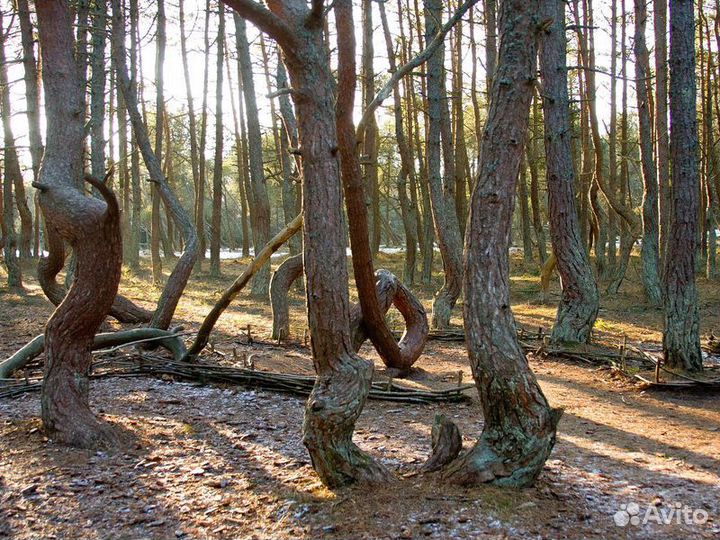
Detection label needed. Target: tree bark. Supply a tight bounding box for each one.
[663,0,702,373]
[35,0,123,449]
[223,0,390,488]
[654,0,671,265]
[0,13,32,262]
[270,254,303,341]
[443,0,560,487]
[634,0,663,307]
[539,0,599,344]
[179,0,203,263]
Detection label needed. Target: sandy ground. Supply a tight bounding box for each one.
[1,256,719,539]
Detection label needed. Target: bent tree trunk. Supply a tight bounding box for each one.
[111,0,198,330]
[444,0,561,487]
[223,0,389,488]
[663,0,702,373]
[335,0,414,373]
[270,254,303,341]
[35,0,125,448]
[539,0,599,343]
[271,256,428,374]
[184,213,302,361]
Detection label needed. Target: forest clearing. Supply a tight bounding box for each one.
[1,0,720,538]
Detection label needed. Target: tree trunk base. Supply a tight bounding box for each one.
[442,407,562,488]
[42,372,127,450]
[303,352,392,488]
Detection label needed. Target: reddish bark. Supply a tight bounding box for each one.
[35,0,124,448]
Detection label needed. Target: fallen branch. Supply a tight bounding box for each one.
[183,213,303,362]
[0,354,473,403]
[0,328,187,379]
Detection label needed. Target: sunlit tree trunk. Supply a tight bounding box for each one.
[663,0,702,373]
[444,0,560,487]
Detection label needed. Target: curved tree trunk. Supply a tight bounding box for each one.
[539,0,599,344]
[224,0,390,488]
[184,214,302,361]
[111,0,198,330]
[335,0,411,373]
[270,254,303,341]
[36,0,123,449]
[443,0,560,487]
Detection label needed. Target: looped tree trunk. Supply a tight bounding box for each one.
[270,254,303,341]
[350,269,428,374]
[270,260,428,374]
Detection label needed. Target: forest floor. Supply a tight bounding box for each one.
[1,252,720,539]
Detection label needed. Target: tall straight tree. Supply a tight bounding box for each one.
[379,0,418,284]
[150,0,167,284]
[0,13,32,261]
[179,0,202,261]
[111,0,198,330]
[663,0,702,373]
[654,0,671,262]
[210,4,225,278]
[445,0,560,487]
[234,14,272,296]
[89,0,107,180]
[538,0,598,343]
[425,0,463,329]
[634,0,662,306]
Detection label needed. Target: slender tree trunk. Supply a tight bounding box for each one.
[425,0,463,329]
[444,0,560,487]
[634,0,663,306]
[17,0,44,259]
[234,14,271,296]
[663,0,702,373]
[276,59,301,256]
[539,0,599,344]
[225,43,252,259]
[111,0,198,330]
[179,0,203,263]
[528,101,547,264]
[89,0,106,180]
[361,0,380,256]
[0,16,32,261]
[654,0,671,265]
[127,0,141,271]
[210,5,225,278]
[197,1,211,266]
[518,154,534,265]
[380,0,418,284]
